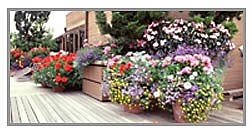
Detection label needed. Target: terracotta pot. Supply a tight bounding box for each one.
[10,69,16,77]
[41,83,49,88]
[123,104,143,114]
[52,86,65,92]
[172,102,187,123]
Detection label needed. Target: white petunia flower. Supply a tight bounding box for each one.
[160,39,167,46]
[183,82,192,90]
[153,91,160,98]
[153,42,159,47]
[192,72,198,77]
[167,75,174,80]
[189,75,195,80]
[217,42,221,46]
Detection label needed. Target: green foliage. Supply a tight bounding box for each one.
[11,11,57,51]
[96,11,169,54]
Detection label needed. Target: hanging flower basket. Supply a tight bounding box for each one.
[52,86,65,92]
[122,103,143,114]
[172,102,187,123]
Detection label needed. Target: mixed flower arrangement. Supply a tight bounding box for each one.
[151,54,224,123]
[103,51,224,123]
[141,19,235,64]
[103,52,157,111]
[33,52,82,90]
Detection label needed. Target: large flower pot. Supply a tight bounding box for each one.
[10,69,16,77]
[52,86,65,92]
[122,104,143,114]
[172,102,186,123]
[41,83,50,88]
[82,61,109,101]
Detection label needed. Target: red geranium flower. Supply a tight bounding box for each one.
[14,53,20,58]
[112,62,117,69]
[64,64,73,71]
[32,56,40,63]
[55,76,61,82]
[42,63,48,67]
[61,77,68,83]
[125,62,132,70]
[119,64,125,74]
[55,62,61,69]
[37,65,42,70]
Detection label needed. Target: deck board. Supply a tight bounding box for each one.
[20,96,38,123]
[10,97,21,123]
[10,77,244,124]
[16,97,29,123]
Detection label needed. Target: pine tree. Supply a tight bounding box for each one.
[12,11,57,51]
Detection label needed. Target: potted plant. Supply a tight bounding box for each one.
[10,48,31,76]
[104,52,157,113]
[33,52,82,92]
[150,54,224,123]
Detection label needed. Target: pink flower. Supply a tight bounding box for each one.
[181,66,192,74]
[203,66,210,72]
[111,43,117,47]
[193,54,203,60]
[151,60,157,67]
[201,56,211,64]
[107,58,115,67]
[126,52,133,57]
[94,43,102,47]
[165,56,172,62]
[83,43,89,47]
[103,46,111,54]
[162,61,168,67]
[191,60,200,67]
[174,55,186,63]
[185,54,193,61]
[137,40,147,47]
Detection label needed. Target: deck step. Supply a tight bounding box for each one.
[224,88,243,101]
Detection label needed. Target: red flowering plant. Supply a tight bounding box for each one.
[10,48,31,70]
[33,52,82,90]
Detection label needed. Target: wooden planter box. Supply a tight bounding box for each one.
[82,61,109,101]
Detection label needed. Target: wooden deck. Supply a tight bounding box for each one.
[9,77,244,125]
